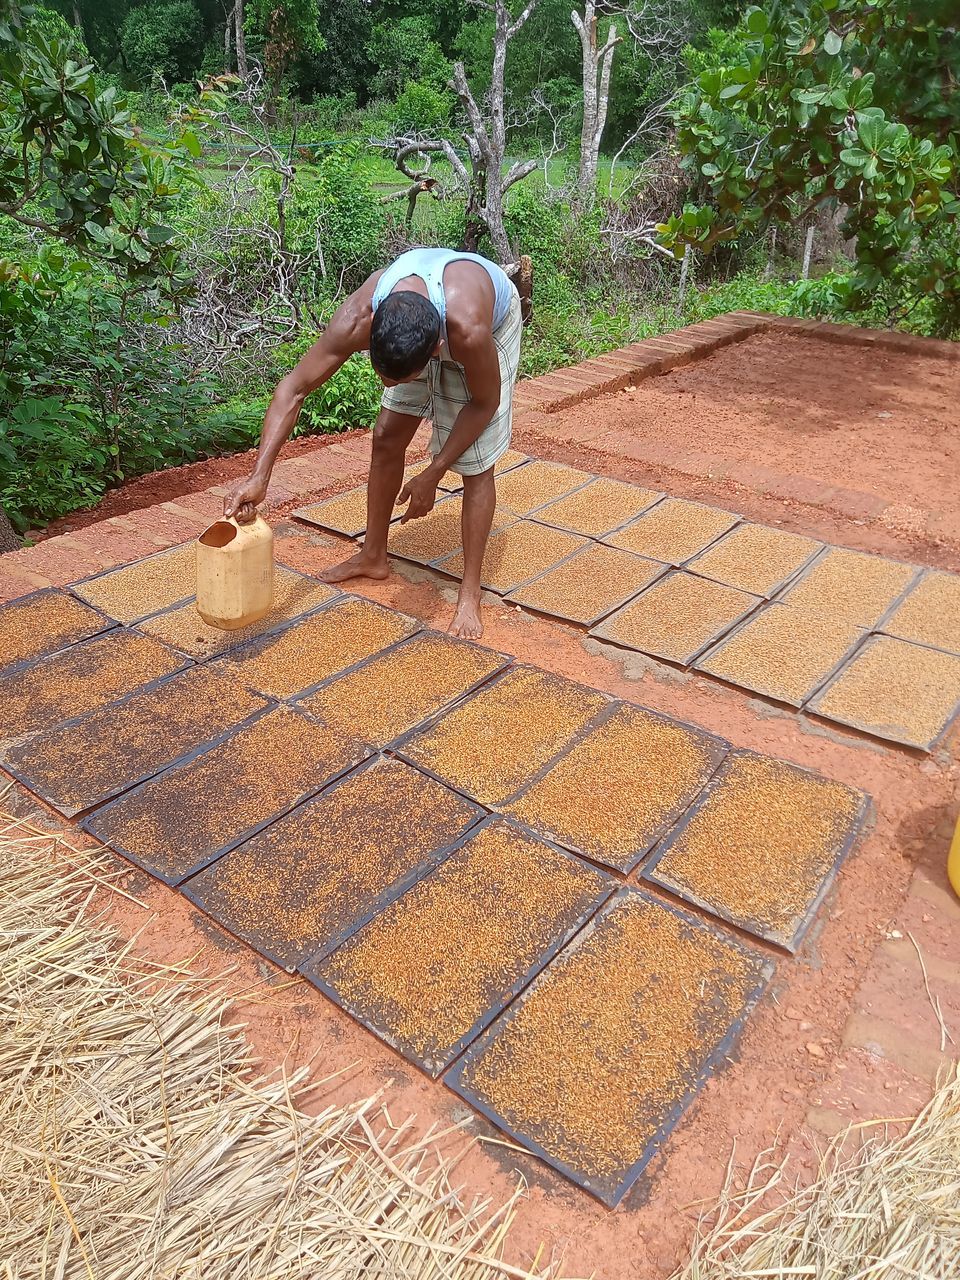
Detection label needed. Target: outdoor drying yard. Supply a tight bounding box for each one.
[2,316,959,1278]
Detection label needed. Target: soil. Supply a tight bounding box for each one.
[571,331,960,514]
[8,512,960,1278]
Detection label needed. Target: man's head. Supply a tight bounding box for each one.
[369,290,442,385]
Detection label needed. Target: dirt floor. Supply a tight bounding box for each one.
[6,328,960,1278]
[579,330,960,513]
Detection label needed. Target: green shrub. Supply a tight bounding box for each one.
[265,339,381,434]
[391,79,453,136]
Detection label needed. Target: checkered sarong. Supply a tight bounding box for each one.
[380,291,522,476]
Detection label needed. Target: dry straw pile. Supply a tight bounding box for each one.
[673,1068,960,1279]
[0,806,571,1280]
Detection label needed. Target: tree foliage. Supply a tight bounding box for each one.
[119,1,205,86]
[661,0,960,328]
[0,0,210,293]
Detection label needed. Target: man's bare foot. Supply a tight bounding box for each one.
[319,551,390,584]
[449,592,484,639]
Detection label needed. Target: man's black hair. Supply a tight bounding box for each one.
[369,290,441,379]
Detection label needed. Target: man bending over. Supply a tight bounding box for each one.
[223,247,523,639]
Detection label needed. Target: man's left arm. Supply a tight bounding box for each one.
[397,322,500,522]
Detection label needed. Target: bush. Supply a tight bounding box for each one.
[264,338,381,434]
[0,251,254,530]
[391,80,453,136]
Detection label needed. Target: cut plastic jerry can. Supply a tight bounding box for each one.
[196,515,274,630]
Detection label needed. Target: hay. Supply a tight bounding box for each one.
[671,1067,960,1279]
[0,810,579,1280]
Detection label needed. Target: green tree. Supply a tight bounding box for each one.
[0,1,224,540]
[661,0,960,331]
[294,0,372,101]
[0,1,208,277]
[245,0,322,104]
[366,15,449,102]
[119,0,205,85]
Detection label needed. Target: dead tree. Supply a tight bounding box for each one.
[375,1,541,263]
[572,2,621,209]
[573,0,689,207]
[375,143,443,226]
[451,0,541,260]
[222,0,247,77]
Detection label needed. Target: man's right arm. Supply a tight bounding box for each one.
[223,278,379,522]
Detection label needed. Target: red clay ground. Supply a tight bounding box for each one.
[594,330,960,515]
[3,315,958,1279]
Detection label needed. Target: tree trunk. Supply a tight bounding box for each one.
[234,0,247,79]
[0,508,21,553]
[802,225,815,278]
[763,225,777,280]
[678,243,691,308]
[572,4,619,211]
[461,169,488,253]
[224,3,233,71]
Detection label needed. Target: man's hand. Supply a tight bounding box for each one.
[223,474,268,524]
[397,469,440,523]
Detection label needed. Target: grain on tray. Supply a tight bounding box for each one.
[647,753,864,949]
[295,487,368,536]
[592,571,758,665]
[441,522,588,593]
[454,891,765,1201]
[505,703,726,871]
[187,758,480,969]
[606,498,739,565]
[302,631,507,747]
[493,461,592,516]
[687,523,822,596]
[880,570,960,655]
[309,819,611,1075]
[532,478,662,538]
[85,707,367,883]
[697,603,863,707]
[810,634,960,749]
[438,449,529,492]
[506,544,665,626]
[4,664,268,815]
[386,500,468,563]
[73,544,196,623]
[0,590,110,676]
[402,666,608,806]
[0,629,185,747]
[137,566,338,658]
[779,547,915,627]
[393,497,514,566]
[220,597,418,699]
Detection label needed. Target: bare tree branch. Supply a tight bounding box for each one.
[507,0,540,40]
[503,158,538,191]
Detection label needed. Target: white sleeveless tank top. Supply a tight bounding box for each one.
[371,248,513,345]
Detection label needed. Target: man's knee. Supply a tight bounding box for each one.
[372,410,419,457]
[461,466,495,493]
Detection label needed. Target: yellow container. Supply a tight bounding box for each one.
[948,814,960,902]
[196,516,274,630]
